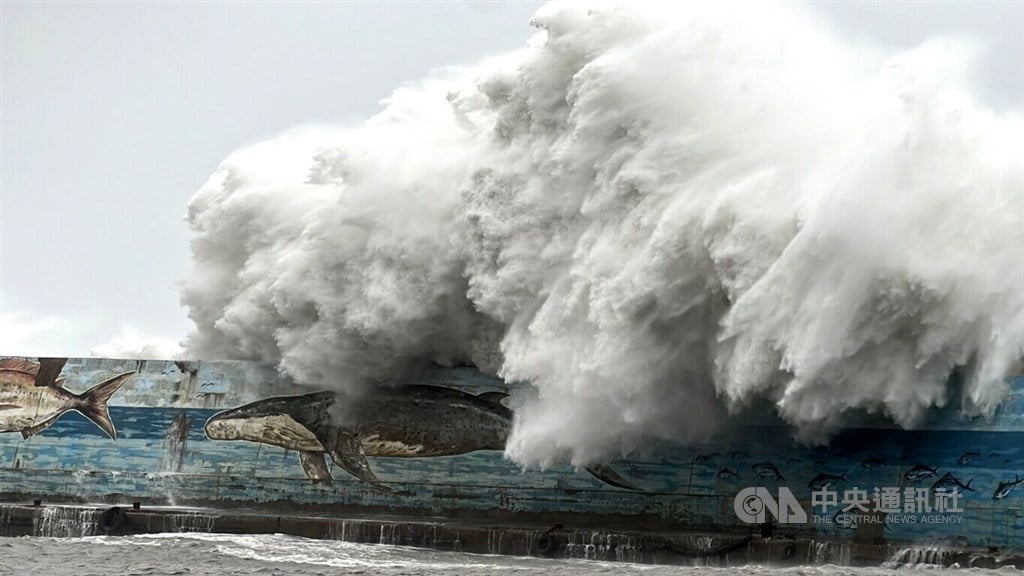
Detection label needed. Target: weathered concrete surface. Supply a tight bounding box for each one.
[1,503,1022,569]
[3,357,1024,557]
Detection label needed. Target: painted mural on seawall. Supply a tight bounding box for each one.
[0,356,1022,550]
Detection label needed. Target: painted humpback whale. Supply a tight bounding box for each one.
[204,386,644,492]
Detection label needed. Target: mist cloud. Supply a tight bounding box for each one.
[182,1,1024,467]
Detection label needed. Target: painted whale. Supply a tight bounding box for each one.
[204,386,644,491]
[0,357,134,440]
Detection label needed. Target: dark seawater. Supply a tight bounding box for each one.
[1,533,1019,576]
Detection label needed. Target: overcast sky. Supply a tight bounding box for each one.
[1,1,1021,358]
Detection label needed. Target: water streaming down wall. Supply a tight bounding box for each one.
[883,546,953,568]
[326,519,461,551]
[0,506,15,536]
[806,540,852,565]
[557,531,762,565]
[326,519,349,542]
[159,511,215,533]
[323,517,583,558]
[561,531,642,563]
[379,523,398,546]
[0,504,218,538]
[32,507,103,538]
[365,521,527,555]
[485,527,506,554]
[162,413,191,474]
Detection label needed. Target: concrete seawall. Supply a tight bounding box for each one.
[1,503,1022,569]
[2,356,1023,564]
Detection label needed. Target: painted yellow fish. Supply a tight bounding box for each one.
[0,358,133,440]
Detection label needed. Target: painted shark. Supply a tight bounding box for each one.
[204,386,644,491]
[0,357,134,439]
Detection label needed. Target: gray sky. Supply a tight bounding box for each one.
[1,1,1021,358]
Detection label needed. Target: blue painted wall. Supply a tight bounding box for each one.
[0,356,1022,550]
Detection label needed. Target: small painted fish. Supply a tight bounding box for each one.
[717,467,740,481]
[808,472,847,491]
[861,456,885,470]
[694,452,720,465]
[931,472,974,495]
[993,475,1022,501]
[958,451,981,466]
[752,461,785,481]
[903,464,938,483]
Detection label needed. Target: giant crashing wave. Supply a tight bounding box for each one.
[181,1,1024,469]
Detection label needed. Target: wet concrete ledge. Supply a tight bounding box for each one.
[1,502,1022,569]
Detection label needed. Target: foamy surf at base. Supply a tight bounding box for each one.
[3,533,1022,576]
